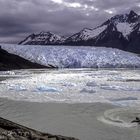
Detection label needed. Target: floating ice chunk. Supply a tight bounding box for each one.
[62,82,77,87]
[0,71,15,75]
[80,88,96,94]
[108,77,124,81]
[35,85,60,92]
[110,97,138,102]
[111,101,140,107]
[8,84,27,91]
[124,79,140,82]
[109,97,139,107]
[86,81,98,87]
[100,84,140,91]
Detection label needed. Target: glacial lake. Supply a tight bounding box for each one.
[0,68,140,140]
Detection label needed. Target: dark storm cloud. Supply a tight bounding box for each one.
[0,0,140,43]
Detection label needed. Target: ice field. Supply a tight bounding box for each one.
[1,44,140,68]
[0,69,140,107]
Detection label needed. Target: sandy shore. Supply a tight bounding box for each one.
[0,98,140,140]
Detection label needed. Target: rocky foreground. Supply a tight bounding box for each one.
[0,117,79,140]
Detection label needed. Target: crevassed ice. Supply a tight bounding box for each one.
[1,44,140,68]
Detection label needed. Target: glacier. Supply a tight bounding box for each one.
[1,44,140,68]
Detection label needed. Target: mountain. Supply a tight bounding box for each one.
[19,31,65,45]
[19,10,140,54]
[64,10,140,53]
[0,46,54,71]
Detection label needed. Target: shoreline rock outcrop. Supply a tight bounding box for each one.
[0,117,79,140]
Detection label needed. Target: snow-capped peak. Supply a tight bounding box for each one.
[103,10,139,26]
[100,11,140,39]
[66,11,140,42]
[66,25,107,42]
[127,10,138,23]
[19,10,140,54]
[19,31,64,45]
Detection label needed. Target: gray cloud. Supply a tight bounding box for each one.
[0,0,140,43]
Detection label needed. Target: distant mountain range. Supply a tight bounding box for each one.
[19,10,140,54]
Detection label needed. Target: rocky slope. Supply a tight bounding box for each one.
[19,32,65,45]
[19,11,140,54]
[0,117,78,140]
[0,46,54,70]
[64,10,140,53]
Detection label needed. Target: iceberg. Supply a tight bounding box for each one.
[8,84,27,91]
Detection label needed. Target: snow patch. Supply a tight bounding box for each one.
[116,23,133,38]
[71,25,107,41]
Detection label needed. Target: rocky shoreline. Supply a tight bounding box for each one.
[0,118,78,140]
[0,117,79,140]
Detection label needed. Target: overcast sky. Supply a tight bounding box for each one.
[0,0,140,43]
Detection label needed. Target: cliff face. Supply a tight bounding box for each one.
[0,46,52,71]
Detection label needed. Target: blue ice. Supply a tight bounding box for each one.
[8,84,27,91]
[35,85,60,92]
